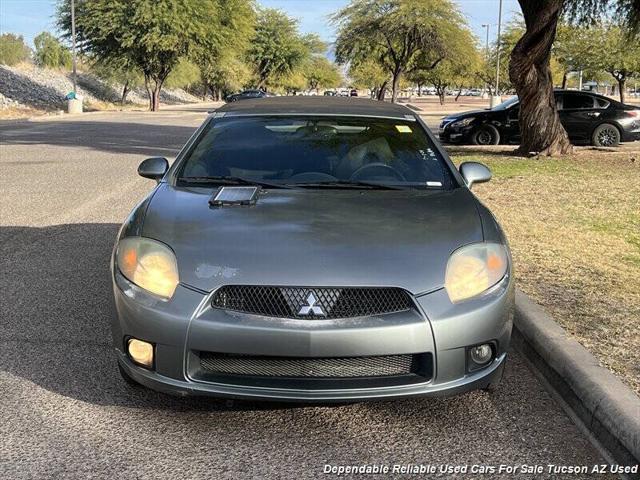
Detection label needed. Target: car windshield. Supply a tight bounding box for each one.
[178,116,456,189]
[491,96,519,111]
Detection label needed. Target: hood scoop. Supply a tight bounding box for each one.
[209,186,261,207]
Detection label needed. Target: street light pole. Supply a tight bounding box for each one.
[482,24,490,97]
[494,0,503,98]
[71,0,77,95]
[482,24,490,57]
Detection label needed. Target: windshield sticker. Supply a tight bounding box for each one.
[395,125,412,133]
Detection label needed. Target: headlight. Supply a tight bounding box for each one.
[445,243,508,303]
[116,237,179,299]
[451,117,475,128]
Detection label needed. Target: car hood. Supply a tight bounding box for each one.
[443,109,490,123]
[141,184,484,294]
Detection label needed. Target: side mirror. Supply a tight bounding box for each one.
[138,157,168,182]
[459,161,492,189]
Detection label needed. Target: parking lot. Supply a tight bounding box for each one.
[0,105,617,479]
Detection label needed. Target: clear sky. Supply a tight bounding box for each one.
[0,0,521,48]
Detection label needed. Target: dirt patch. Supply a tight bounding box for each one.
[448,147,640,395]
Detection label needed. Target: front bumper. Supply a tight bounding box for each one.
[621,129,640,142]
[438,125,473,144]
[112,271,514,401]
[118,349,507,402]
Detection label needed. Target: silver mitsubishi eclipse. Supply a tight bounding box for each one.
[112,97,514,401]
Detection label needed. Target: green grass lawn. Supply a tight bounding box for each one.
[448,147,640,395]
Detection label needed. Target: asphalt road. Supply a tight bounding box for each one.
[0,104,616,479]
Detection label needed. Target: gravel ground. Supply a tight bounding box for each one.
[0,105,620,479]
[0,63,201,112]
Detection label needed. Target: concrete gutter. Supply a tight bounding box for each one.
[512,290,640,467]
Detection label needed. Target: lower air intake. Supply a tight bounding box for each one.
[200,352,421,378]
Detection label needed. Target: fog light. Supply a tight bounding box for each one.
[470,344,493,365]
[127,338,154,368]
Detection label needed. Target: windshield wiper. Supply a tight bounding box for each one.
[178,175,294,189]
[289,180,407,190]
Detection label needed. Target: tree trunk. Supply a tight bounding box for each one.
[121,80,129,105]
[510,0,572,156]
[617,77,626,104]
[144,74,153,111]
[391,69,401,103]
[561,72,567,89]
[437,87,445,105]
[151,84,161,111]
[257,74,267,91]
[455,86,463,102]
[377,80,388,101]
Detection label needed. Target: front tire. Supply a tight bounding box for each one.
[592,123,621,147]
[471,124,501,145]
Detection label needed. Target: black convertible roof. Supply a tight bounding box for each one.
[215,96,416,119]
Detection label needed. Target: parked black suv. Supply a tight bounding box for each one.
[439,90,640,147]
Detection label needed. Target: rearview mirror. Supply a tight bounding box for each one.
[459,162,492,189]
[138,157,169,182]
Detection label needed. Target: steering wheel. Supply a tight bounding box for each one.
[350,163,406,182]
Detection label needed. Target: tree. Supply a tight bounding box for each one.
[588,25,640,103]
[408,27,480,104]
[491,21,524,93]
[508,0,640,156]
[196,51,252,100]
[304,56,342,93]
[348,60,388,97]
[58,0,235,111]
[34,32,71,69]
[165,58,200,90]
[553,24,592,88]
[0,33,31,66]
[91,57,143,104]
[190,0,255,99]
[247,9,309,91]
[333,0,465,103]
[278,70,308,95]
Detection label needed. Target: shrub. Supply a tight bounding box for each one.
[34,31,72,69]
[0,33,31,66]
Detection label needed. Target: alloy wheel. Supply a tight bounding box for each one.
[477,130,492,145]
[597,127,618,147]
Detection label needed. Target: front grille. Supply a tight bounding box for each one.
[211,286,413,319]
[200,352,421,378]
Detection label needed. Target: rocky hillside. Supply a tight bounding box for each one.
[0,63,200,112]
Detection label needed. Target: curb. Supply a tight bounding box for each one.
[512,290,640,468]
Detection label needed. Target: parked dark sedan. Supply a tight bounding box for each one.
[226,89,267,102]
[439,90,640,147]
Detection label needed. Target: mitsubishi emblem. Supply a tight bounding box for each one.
[298,292,326,316]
